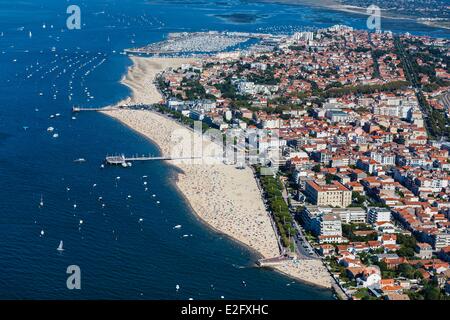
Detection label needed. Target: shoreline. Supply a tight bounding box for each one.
[100,110,266,262]
[255,0,450,31]
[101,55,333,290]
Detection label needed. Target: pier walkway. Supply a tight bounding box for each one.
[72,104,153,113]
[105,155,201,165]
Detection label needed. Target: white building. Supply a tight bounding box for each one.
[368,207,391,224]
[433,232,450,251]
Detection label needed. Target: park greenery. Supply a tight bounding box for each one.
[257,167,295,251]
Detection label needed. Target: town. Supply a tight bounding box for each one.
[150,25,450,300]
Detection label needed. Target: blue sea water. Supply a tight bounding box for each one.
[0,0,447,299]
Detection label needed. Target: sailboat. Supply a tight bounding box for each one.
[57,240,64,251]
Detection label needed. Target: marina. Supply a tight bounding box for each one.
[125,31,271,55]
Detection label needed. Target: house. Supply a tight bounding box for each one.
[373,221,396,234]
[378,234,397,246]
[415,243,433,259]
[376,253,407,269]
[356,266,382,288]
[319,244,335,257]
[384,293,410,300]
[380,279,403,295]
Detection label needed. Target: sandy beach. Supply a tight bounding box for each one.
[102,56,333,289]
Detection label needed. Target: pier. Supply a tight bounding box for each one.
[105,155,201,165]
[257,255,292,267]
[72,106,118,112]
[72,104,153,113]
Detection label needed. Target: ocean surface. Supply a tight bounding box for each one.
[0,0,447,299]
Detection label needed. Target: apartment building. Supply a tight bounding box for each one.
[368,207,392,224]
[305,180,352,208]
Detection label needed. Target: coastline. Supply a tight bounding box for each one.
[255,0,450,30]
[101,55,333,289]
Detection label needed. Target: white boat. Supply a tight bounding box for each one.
[57,240,64,251]
[73,158,86,163]
[39,195,44,207]
[52,133,59,138]
[173,225,182,229]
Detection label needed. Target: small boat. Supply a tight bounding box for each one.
[173,225,182,229]
[73,158,86,163]
[57,240,64,251]
[52,133,59,138]
[47,127,54,132]
[39,195,44,207]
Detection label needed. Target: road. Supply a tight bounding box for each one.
[280,181,320,260]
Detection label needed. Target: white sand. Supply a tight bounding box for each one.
[102,56,333,289]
